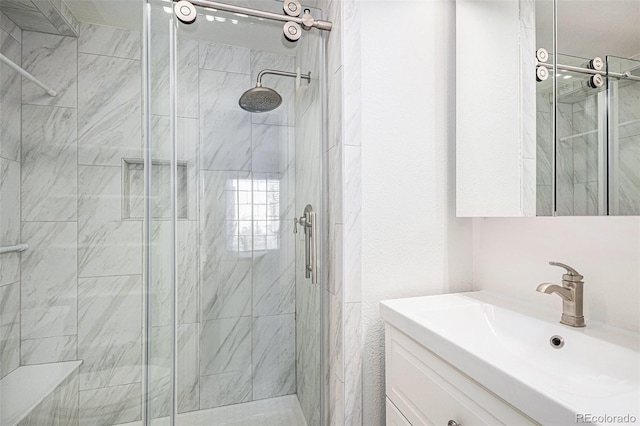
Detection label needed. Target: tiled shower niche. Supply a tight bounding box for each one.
[123,159,189,220]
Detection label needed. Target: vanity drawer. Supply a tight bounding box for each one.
[385,324,537,426]
[387,397,412,426]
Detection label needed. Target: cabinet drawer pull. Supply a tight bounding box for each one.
[448,421,461,426]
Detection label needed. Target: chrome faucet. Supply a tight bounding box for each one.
[536,261,585,327]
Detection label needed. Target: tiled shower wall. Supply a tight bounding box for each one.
[190,39,299,411]
[17,22,144,425]
[536,74,640,216]
[3,16,302,425]
[0,10,22,381]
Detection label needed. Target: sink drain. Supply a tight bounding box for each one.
[550,335,564,349]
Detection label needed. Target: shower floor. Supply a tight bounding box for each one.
[119,395,307,426]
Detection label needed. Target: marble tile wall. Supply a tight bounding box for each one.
[7,15,322,425]
[0,11,21,380]
[295,0,363,425]
[0,0,78,37]
[13,23,144,425]
[615,79,640,214]
[195,40,298,412]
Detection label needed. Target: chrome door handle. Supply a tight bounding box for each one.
[447,420,461,426]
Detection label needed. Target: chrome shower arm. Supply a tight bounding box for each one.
[257,69,311,86]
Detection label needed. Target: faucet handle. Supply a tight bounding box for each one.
[549,261,584,282]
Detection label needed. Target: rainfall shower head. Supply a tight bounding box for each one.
[239,69,311,113]
[239,85,283,113]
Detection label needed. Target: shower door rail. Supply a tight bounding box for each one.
[172,0,332,31]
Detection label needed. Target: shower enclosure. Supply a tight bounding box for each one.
[0,0,327,424]
[536,53,640,216]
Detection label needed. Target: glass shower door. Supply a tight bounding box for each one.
[145,1,325,424]
[554,53,607,216]
[607,55,640,215]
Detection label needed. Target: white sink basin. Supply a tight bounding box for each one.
[380,291,640,425]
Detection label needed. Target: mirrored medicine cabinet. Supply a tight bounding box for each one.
[456,0,640,217]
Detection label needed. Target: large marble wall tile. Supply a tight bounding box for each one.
[78,382,141,425]
[328,365,344,426]
[1,1,39,14]
[325,0,342,77]
[618,136,640,215]
[147,326,171,418]
[78,23,140,59]
[148,220,198,327]
[178,323,199,413]
[252,314,295,400]
[149,222,173,328]
[151,36,199,118]
[21,221,77,339]
[0,27,21,162]
[78,178,139,277]
[296,328,320,426]
[151,115,199,220]
[573,182,599,216]
[522,158,536,216]
[78,165,122,225]
[199,70,251,171]
[536,184,553,216]
[572,135,598,184]
[31,0,78,37]
[21,105,77,221]
[78,165,142,277]
[250,50,296,127]
[0,282,19,379]
[178,221,199,324]
[251,124,293,173]
[201,258,252,321]
[199,368,252,409]
[21,335,77,364]
[199,41,249,73]
[0,158,20,286]
[329,291,343,382]
[78,54,141,166]
[21,31,76,107]
[1,7,59,38]
[344,145,361,303]
[252,250,294,316]
[536,111,553,186]
[343,302,362,426]
[200,170,252,249]
[556,146,575,215]
[327,68,343,151]
[77,275,142,390]
[199,316,251,376]
[1,11,21,43]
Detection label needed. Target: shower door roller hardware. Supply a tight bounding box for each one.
[283,21,302,41]
[536,66,549,82]
[536,47,549,63]
[588,73,604,88]
[587,57,604,71]
[283,0,302,17]
[293,205,318,284]
[174,0,197,24]
[300,9,314,30]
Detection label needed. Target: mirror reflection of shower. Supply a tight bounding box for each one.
[239,69,311,113]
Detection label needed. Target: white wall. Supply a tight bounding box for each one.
[360,1,473,424]
[473,217,640,331]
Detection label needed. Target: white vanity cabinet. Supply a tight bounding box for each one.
[385,324,537,426]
